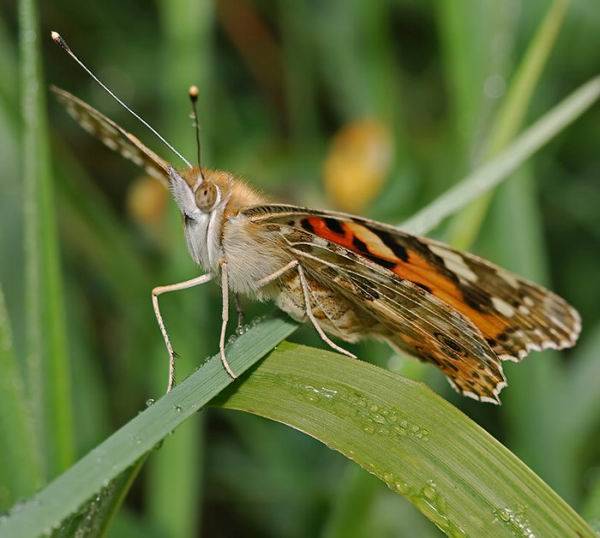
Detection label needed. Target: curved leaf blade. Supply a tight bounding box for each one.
[215,342,594,537]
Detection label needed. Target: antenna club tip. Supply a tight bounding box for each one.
[188,85,199,101]
[51,31,69,50]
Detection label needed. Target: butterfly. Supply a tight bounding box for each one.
[51,82,581,404]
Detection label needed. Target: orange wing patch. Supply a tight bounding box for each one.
[389,249,512,342]
[304,216,511,344]
[297,213,579,362]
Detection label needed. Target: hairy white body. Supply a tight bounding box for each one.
[222,214,292,298]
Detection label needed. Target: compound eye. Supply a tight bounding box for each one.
[194,182,217,211]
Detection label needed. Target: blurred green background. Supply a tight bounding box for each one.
[1,0,599,536]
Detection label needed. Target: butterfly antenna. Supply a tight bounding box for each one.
[51,31,192,169]
[188,85,205,181]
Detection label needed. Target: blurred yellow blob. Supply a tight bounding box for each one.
[127,175,168,229]
[324,119,393,213]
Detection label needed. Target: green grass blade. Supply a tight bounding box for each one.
[19,0,74,477]
[447,0,570,249]
[0,287,42,511]
[215,342,594,537]
[0,315,297,537]
[400,75,600,235]
[50,458,145,538]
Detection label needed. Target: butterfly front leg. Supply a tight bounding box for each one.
[218,260,300,380]
[152,273,214,392]
[219,261,237,379]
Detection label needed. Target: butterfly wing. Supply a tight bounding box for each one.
[245,204,581,402]
[245,206,505,402]
[51,86,171,185]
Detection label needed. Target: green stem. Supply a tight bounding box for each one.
[19,0,74,478]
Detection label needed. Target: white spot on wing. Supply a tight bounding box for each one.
[499,270,520,288]
[145,166,164,180]
[102,137,118,150]
[491,296,515,317]
[121,147,134,160]
[80,118,95,133]
[429,245,478,282]
[66,104,78,118]
[445,257,478,282]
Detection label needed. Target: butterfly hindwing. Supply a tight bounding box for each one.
[51,86,171,185]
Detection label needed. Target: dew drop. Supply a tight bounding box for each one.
[422,482,437,500]
[371,413,386,424]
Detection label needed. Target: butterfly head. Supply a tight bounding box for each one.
[167,166,233,220]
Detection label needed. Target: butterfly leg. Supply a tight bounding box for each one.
[297,265,357,359]
[219,261,237,379]
[152,273,214,392]
[256,260,299,287]
[234,293,245,334]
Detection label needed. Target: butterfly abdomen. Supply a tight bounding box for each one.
[274,270,377,342]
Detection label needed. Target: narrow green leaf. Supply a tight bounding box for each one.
[0,315,298,538]
[447,0,570,249]
[19,0,74,476]
[215,342,594,537]
[50,458,145,538]
[0,287,42,511]
[400,75,600,235]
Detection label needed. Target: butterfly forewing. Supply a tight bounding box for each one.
[244,205,581,402]
[51,86,171,185]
